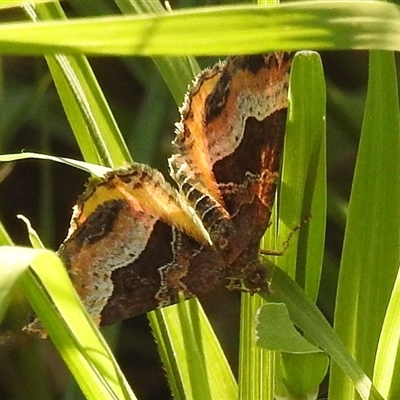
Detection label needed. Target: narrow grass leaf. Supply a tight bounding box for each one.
[27,2,131,168]
[1,2,400,55]
[17,215,45,249]
[115,0,200,103]
[0,152,110,176]
[330,51,400,399]
[374,265,400,399]
[1,246,136,400]
[0,246,28,323]
[265,264,383,400]
[279,51,326,301]
[149,301,237,400]
[239,292,272,400]
[0,220,13,246]
[0,0,51,9]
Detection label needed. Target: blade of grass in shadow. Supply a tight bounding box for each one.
[330,51,400,399]
[0,220,13,246]
[25,2,131,168]
[2,2,400,55]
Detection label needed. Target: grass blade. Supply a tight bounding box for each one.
[150,300,237,400]
[1,2,400,55]
[330,51,400,399]
[27,2,131,167]
[0,245,136,400]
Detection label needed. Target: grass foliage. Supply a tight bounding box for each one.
[0,1,400,399]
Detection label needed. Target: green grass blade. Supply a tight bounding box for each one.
[27,2,131,167]
[265,264,383,400]
[330,51,400,399]
[2,2,400,55]
[0,246,136,400]
[374,266,400,399]
[115,0,199,103]
[0,220,13,246]
[239,50,327,400]
[0,0,51,9]
[274,50,327,398]
[149,301,237,400]
[280,51,326,301]
[239,292,273,400]
[0,245,27,323]
[0,152,110,176]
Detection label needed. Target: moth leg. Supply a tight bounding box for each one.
[260,215,311,256]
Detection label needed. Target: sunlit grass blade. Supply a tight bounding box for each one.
[25,2,132,168]
[0,246,27,323]
[265,263,383,400]
[0,0,51,9]
[279,51,326,300]
[239,292,273,400]
[1,2,400,55]
[0,152,111,176]
[330,51,400,399]
[374,265,400,399]
[150,300,237,400]
[0,245,136,400]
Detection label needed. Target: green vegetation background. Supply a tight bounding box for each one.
[0,0,400,399]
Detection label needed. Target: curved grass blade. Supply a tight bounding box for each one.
[0,245,136,400]
[0,152,110,176]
